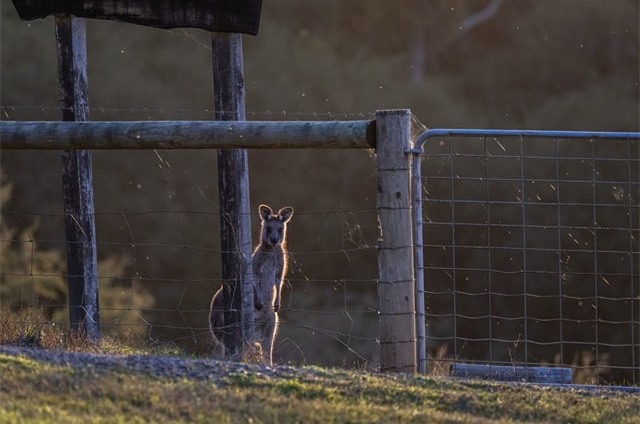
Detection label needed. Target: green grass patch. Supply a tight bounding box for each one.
[1,310,639,423]
[1,351,639,424]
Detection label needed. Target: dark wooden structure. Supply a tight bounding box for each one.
[212,32,254,354]
[12,0,262,34]
[10,0,263,350]
[55,14,100,339]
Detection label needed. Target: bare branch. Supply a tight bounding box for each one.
[459,0,506,34]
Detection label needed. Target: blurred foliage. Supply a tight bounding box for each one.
[0,0,638,380]
[0,173,154,336]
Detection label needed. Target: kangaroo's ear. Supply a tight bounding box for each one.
[259,204,273,221]
[278,207,294,223]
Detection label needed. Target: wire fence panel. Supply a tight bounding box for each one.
[1,111,417,373]
[1,201,380,369]
[416,131,639,386]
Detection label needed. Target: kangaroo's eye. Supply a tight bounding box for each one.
[278,228,283,234]
[266,228,272,234]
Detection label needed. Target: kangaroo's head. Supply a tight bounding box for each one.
[259,204,294,248]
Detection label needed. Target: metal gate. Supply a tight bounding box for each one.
[411,129,639,386]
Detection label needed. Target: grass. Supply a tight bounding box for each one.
[1,353,639,424]
[1,310,639,423]
[0,309,192,357]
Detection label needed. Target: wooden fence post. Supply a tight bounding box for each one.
[211,32,255,355]
[375,109,416,373]
[54,15,100,340]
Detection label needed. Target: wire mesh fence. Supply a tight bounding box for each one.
[0,205,381,369]
[417,131,639,385]
[2,109,422,371]
[1,105,386,368]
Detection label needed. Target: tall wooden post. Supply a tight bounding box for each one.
[375,109,417,373]
[55,15,100,340]
[211,32,254,355]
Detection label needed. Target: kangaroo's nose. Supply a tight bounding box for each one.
[270,237,279,245]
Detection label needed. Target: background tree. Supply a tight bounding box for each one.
[1,172,154,337]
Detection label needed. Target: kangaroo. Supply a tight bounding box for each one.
[210,204,294,365]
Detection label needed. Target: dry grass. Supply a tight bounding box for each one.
[0,309,188,357]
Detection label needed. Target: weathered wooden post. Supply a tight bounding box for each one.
[55,14,100,340]
[375,109,417,373]
[211,32,255,355]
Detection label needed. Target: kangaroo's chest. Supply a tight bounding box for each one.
[253,250,282,282]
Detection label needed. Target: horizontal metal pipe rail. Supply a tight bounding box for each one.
[412,129,640,153]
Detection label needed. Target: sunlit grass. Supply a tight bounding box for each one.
[1,309,639,423]
[1,353,639,424]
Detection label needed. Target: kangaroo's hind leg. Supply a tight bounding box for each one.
[263,313,278,366]
[254,310,276,365]
[209,286,226,358]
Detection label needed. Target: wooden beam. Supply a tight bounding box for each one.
[11,0,263,35]
[212,32,254,357]
[450,364,573,384]
[0,120,376,150]
[55,14,100,340]
[375,109,416,373]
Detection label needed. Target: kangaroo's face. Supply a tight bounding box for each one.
[259,204,293,247]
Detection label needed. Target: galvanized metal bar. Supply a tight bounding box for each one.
[413,129,640,152]
[411,148,426,374]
